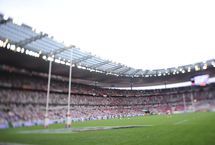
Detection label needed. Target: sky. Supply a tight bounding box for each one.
[0,0,215,70]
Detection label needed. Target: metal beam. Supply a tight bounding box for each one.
[46,45,76,56]
[105,65,124,72]
[89,60,111,68]
[146,70,156,75]
[15,33,48,47]
[143,70,150,75]
[73,55,94,64]
[118,67,131,74]
[0,17,13,25]
[131,69,142,75]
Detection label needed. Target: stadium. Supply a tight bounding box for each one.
[1,1,215,145]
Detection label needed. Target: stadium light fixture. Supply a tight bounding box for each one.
[6,43,10,49]
[211,61,215,67]
[3,39,8,48]
[47,56,54,61]
[195,65,200,71]
[20,48,25,53]
[10,44,16,51]
[25,49,39,57]
[42,55,46,60]
[65,62,70,66]
[0,40,3,47]
[16,47,21,52]
[3,14,9,20]
[80,65,87,69]
[13,19,22,26]
[203,64,208,70]
[54,58,61,63]
[187,67,191,72]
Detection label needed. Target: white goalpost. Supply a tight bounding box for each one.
[43,46,74,128]
[66,48,73,128]
[44,59,52,128]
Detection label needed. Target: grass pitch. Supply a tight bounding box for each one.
[0,112,215,145]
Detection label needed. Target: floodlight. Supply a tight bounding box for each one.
[16,47,21,52]
[211,61,215,67]
[3,14,9,20]
[48,56,54,61]
[54,59,60,63]
[0,40,3,47]
[10,45,16,51]
[3,39,8,48]
[187,67,191,72]
[195,65,200,71]
[6,43,10,49]
[21,48,25,53]
[65,62,70,66]
[42,55,47,60]
[203,64,207,70]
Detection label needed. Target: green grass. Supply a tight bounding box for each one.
[1,112,215,145]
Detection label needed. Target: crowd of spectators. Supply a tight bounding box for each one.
[0,65,215,128]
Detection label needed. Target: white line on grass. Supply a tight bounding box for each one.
[174,120,188,125]
[0,143,35,145]
[18,125,153,134]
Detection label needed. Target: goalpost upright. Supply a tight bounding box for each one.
[44,58,53,128]
[66,48,73,128]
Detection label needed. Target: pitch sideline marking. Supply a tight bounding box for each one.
[174,120,188,125]
[19,125,153,134]
[0,143,35,145]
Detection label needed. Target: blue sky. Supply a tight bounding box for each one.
[0,0,214,70]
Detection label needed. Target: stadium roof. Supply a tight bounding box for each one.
[0,15,145,77]
[0,14,215,88]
